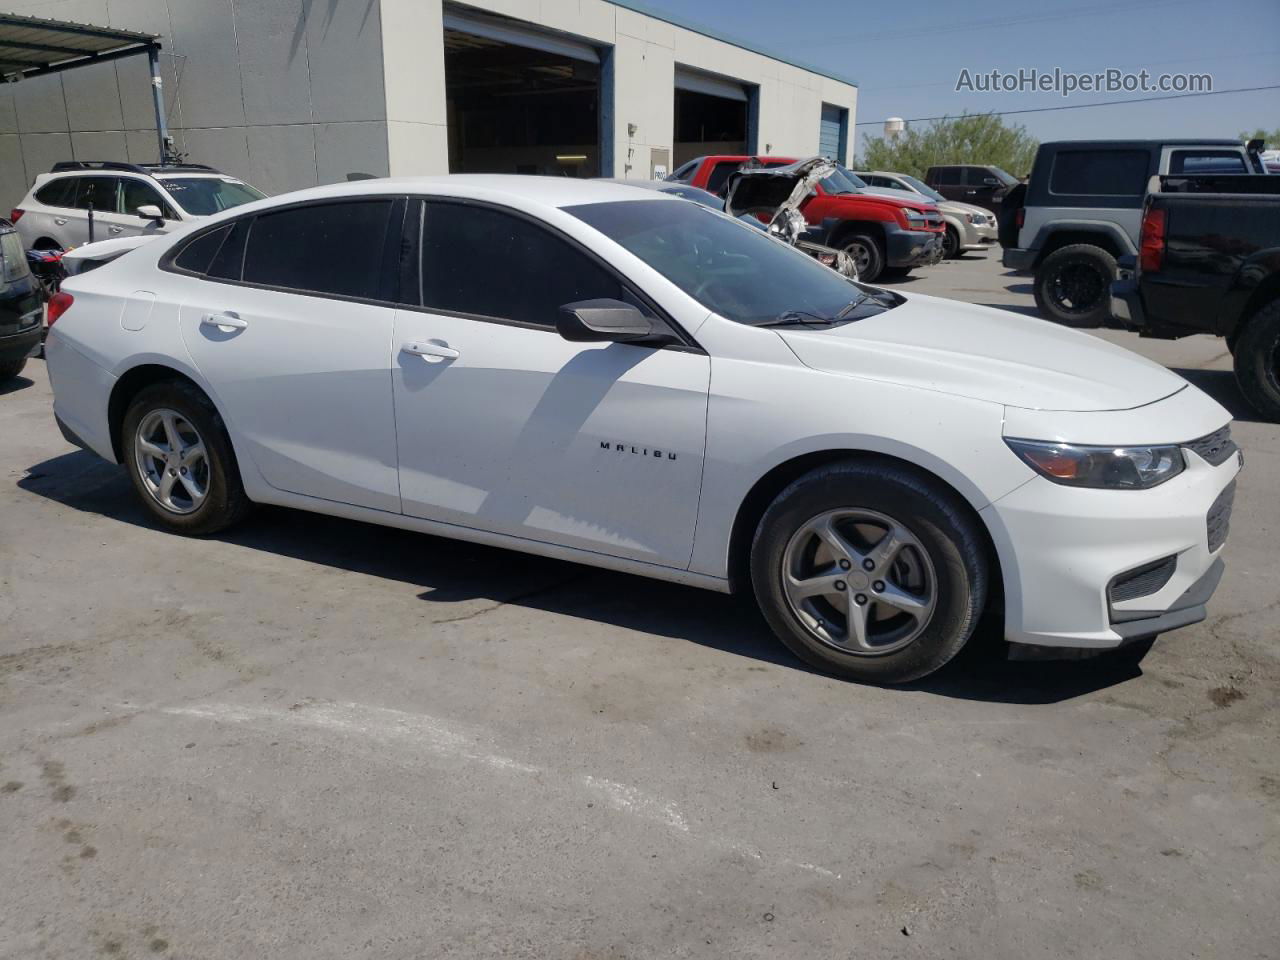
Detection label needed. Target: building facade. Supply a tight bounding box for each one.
[0,0,856,207]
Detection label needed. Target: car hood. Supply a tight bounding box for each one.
[777,293,1187,412]
[936,200,991,219]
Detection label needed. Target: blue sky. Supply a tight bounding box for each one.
[640,0,1280,152]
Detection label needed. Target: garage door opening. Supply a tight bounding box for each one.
[444,19,602,177]
[673,67,752,167]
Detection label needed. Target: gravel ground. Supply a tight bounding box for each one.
[1,251,1276,959]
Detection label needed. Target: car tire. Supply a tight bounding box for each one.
[0,356,27,381]
[942,225,960,259]
[840,232,885,283]
[1232,297,1280,422]
[750,459,989,684]
[121,380,252,535]
[1033,243,1116,327]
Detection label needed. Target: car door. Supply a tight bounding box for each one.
[64,176,122,246]
[175,198,404,513]
[391,199,710,569]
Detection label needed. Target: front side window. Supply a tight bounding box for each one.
[157,177,265,216]
[568,199,886,327]
[241,200,394,299]
[1049,150,1149,196]
[121,179,175,219]
[900,174,946,203]
[74,177,120,212]
[416,202,624,328]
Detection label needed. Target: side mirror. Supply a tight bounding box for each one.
[136,204,164,221]
[557,299,670,345]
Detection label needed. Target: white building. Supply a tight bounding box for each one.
[0,0,857,206]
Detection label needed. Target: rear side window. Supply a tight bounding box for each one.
[74,177,120,212]
[35,178,78,208]
[1049,150,1149,196]
[1170,150,1247,174]
[416,201,624,328]
[932,167,961,185]
[172,225,232,274]
[241,200,395,300]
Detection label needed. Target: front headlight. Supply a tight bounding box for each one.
[901,207,929,227]
[1005,438,1185,489]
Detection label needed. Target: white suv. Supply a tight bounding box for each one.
[11,161,265,251]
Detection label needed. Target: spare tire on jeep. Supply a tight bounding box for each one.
[1033,243,1116,328]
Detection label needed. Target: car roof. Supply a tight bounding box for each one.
[1040,139,1242,149]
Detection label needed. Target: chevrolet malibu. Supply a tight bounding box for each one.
[43,177,1240,684]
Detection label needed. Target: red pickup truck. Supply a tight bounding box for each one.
[671,154,945,282]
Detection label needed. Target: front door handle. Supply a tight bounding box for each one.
[108,225,123,234]
[402,340,459,363]
[54,217,68,225]
[201,312,248,331]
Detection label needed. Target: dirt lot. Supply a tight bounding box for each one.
[1,252,1277,959]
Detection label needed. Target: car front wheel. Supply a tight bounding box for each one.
[122,380,252,535]
[750,460,989,684]
[840,233,885,283]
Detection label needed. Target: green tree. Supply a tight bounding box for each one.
[856,113,1039,179]
[1238,127,1280,145]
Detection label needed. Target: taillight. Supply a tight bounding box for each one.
[9,208,23,222]
[46,291,74,327]
[1015,208,1025,229]
[1139,207,1167,274]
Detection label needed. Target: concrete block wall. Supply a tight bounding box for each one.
[0,0,392,209]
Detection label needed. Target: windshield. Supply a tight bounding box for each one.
[568,199,890,326]
[158,177,265,216]
[900,174,946,203]
[819,167,866,195]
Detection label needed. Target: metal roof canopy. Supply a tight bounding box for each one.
[0,11,172,163]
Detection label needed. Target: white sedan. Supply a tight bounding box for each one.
[43,177,1240,683]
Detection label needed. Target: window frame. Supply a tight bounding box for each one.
[72,175,122,213]
[400,196,702,353]
[160,195,408,309]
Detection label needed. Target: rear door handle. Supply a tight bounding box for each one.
[201,312,248,331]
[108,225,123,234]
[402,340,459,363]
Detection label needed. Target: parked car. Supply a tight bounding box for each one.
[855,170,998,258]
[923,164,1019,213]
[0,219,42,382]
[673,155,944,282]
[1001,139,1266,326]
[1111,172,1280,419]
[599,178,856,277]
[11,161,266,253]
[46,176,1238,683]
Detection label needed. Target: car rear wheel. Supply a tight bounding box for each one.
[0,356,27,381]
[750,460,989,684]
[1033,243,1116,327]
[122,381,251,535]
[839,233,885,283]
[1232,298,1280,422]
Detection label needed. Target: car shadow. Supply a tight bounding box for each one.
[1169,367,1270,424]
[0,374,34,396]
[18,450,1148,705]
[1004,282,1035,296]
[976,302,1042,318]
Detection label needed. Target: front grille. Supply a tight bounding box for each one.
[1206,480,1236,552]
[1184,424,1237,466]
[1109,556,1177,604]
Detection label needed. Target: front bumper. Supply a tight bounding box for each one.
[960,223,998,251]
[885,228,944,268]
[983,413,1240,649]
[1001,247,1037,271]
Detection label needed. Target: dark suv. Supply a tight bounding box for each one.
[0,218,42,382]
[924,164,1019,213]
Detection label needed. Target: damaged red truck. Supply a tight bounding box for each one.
[670,154,946,282]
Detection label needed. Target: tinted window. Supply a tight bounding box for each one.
[242,200,394,299]
[1,230,30,282]
[35,177,78,208]
[74,177,120,212]
[1049,150,1148,196]
[569,199,882,327]
[1170,150,1247,174]
[208,219,250,280]
[417,202,623,327]
[670,160,699,183]
[121,178,173,218]
[172,225,232,274]
[705,161,742,195]
[933,167,961,185]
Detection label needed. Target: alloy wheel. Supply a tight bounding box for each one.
[133,408,210,514]
[780,508,937,655]
[1048,261,1105,314]
[844,240,874,277]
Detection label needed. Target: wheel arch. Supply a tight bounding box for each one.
[1032,224,1131,267]
[827,219,887,251]
[724,448,1005,622]
[1228,270,1280,346]
[107,362,219,463]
